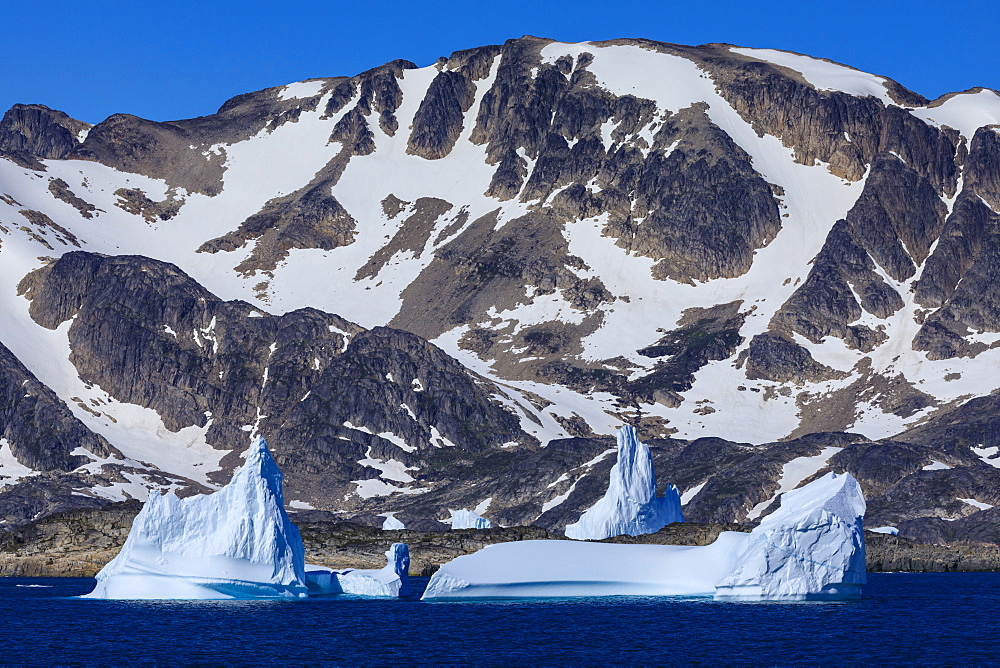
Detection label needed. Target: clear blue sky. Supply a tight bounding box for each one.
[2,0,997,124]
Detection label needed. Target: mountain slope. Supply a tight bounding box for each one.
[3,36,1000,540]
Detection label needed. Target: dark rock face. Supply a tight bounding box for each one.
[200,176,358,274]
[113,187,181,222]
[460,38,783,284]
[48,178,97,219]
[910,131,1000,359]
[73,113,230,197]
[0,339,118,472]
[605,104,782,283]
[742,332,845,383]
[17,251,532,514]
[897,392,1000,455]
[407,71,478,160]
[0,104,90,160]
[629,301,746,405]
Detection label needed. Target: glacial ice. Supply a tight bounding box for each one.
[715,471,866,601]
[84,436,308,600]
[422,472,867,602]
[450,508,491,529]
[305,543,410,597]
[564,425,683,540]
[381,513,406,530]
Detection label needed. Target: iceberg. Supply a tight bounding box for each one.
[450,508,491,529]
[423,472,866,602]
[564,425,683,540]
[715,471,866,601]
[305,543,410,597]
[421,535,745,599]
[381,513,405,530]
[84,436,308,600]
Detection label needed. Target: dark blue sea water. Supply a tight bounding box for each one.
[0,573,997,665]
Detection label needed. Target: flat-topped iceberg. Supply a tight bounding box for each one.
[85,436,308,600]
[565,425,683,540]
[423,472,866,602]
[305,543,410,597]
[421,534,746,599]
[715,471,866,601]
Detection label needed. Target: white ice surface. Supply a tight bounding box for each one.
[0,439,38,487]
[716,473,866,601]
[870,526,899,535]
[747,446,843,520]
[910,89,1000,139]
[565,425,682,539]
[305,543,410,597]
[381,513,406,530]
[449,508,491,529]
[973,446,1000,468]
[421,534,746,600]
[277,80,326,101]
[424,473,866,601]
[959,498,994,511]
[85,436,308,600]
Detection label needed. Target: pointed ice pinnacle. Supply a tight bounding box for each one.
[381,513,406,530]
[85,435,308,599]
[564,425,683,540]
[715,471,867,601]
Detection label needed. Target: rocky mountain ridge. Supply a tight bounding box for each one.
[2,37,1000,543]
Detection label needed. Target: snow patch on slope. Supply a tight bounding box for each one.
[729,47,894,103]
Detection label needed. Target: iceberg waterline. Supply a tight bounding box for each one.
[84,434,866,603]
[85,436,409,600]
[423,472,867,602]
[306,543,411,597]
[716,470,867,601]
[85,435,308,600]
[565,425,683,540]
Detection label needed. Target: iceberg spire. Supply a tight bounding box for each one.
[565,425,683,540]
[85,435,308,599]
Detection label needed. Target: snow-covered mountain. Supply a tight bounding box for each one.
[2,37,1000,541]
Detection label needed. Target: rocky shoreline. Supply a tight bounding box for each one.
[1,502,998,578]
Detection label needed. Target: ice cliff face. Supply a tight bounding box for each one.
[565,425,682,540]
[85,436,308,599]
[715,472,867,601]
